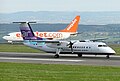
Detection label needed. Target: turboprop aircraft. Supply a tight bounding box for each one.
[3,16,80,43]
[15,21,115,58]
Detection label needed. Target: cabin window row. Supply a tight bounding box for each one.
[74,49,89,51]
[73,46,91,49]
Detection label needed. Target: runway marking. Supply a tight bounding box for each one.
[0,57,84,62]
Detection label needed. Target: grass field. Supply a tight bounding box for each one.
[109,44,120,55]
[0,43,43,53]
[0,62,120,81]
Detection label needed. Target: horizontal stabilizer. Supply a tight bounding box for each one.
[13,22,36,23]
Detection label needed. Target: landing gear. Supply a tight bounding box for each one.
[78,54,82,57]
[54,54,59,58]
[54,48,61,58]
[106,55,110,59]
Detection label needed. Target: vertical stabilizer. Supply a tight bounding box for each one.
[59,16,80,32]
[13,22,42,40]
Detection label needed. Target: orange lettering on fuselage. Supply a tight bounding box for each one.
[16,33,21,38]
[15,32,63,39]
[37,32,63,38]
[36,31,39,37]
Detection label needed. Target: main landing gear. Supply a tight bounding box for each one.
[54,48,61,58]
[54,54,59,58]
[78,54,82,57]
[106,55,110,59]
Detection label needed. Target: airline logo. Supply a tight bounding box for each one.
[20,30,37,40]
[67,19,77,30]
[16,32,63,38]
[35,32,63,38]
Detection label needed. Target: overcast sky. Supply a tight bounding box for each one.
[0,0,120,13]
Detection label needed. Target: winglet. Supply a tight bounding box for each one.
[59,16,80,32]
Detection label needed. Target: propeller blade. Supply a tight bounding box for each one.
[67,41,74,53]
[67,41,77,53]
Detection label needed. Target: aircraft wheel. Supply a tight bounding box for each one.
[78,54,82,57]
[106,55,110,59]
[54,54,59,58]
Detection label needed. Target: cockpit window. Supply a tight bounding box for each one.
[98,45,102,47]
[98,45,107,47]
[7,34,10,36]
[103,45,107,47]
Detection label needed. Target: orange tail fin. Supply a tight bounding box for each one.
[59,16,80,32]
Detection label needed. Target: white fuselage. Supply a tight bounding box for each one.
[24,41,116,55]
[3,32,76,43]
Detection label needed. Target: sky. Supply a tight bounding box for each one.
[0,0,120,13]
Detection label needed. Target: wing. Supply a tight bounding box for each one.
[30,40,61,43]
[90,38,108,42]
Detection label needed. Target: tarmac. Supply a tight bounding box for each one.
[0,52,120,67]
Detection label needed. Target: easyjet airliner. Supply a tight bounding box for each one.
[3,16,80,43]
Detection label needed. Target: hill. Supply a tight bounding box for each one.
[0,11,120,24]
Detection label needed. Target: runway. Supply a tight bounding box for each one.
[0,52,120,66]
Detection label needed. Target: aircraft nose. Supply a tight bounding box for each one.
[109,48,116,54]
[112,49,116,54]
[2,36,7,40]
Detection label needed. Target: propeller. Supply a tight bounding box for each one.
[67,41,77,53]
